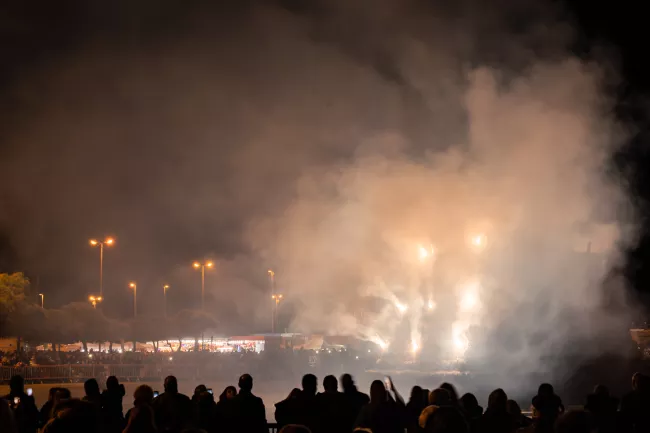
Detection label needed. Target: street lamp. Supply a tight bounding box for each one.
[271,294,283,333]
[89,237,115,298]
[129,282,137,318]
[88,295,103,309]
[268,270,275,331]
[192,261,213,310]
[38,294,44,308]
[163,285,170,318]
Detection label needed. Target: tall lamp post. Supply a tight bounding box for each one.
[89,237,115,298]
[163,285,170,318]
[267,270,275,331]
[39,293,44,308]
[88,295,103,309]
[271,294,283,333]
[192,261,213,311]
[129,282,137,318]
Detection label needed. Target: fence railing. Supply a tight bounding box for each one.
[0,364,189,383]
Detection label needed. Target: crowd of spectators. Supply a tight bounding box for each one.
[2,369,650,433]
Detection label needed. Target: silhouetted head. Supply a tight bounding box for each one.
[105,376,121,393]
[593,384,609,397]
[133,384,154,406]
[370,380,387,403]
[460,393,481,416]
[341,374,355,392]
[239,374,253,392]
[9,375,24,394]
[425,406,469,433]
[439,383,458,405]
[84,379,100,397]
[48,387,59,402]
[421,389,431,406]
[302,374,318,396]
[487,389,507,411]
[194,384,207,397]
[409,386,423,404]
[506,400,521,416]
[222,386,237,400]
[164,376,178,394]
[323,375,338,393]
[537,383,554,397]
[429,388,451,406]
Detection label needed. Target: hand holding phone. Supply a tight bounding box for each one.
[384,376,394,391]
[153,391,159,398]
[207,388,213,395]
[27,388,33,397]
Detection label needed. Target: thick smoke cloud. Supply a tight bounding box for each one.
[0,0,638,381]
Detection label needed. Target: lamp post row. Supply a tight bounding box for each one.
[87,237,284,328]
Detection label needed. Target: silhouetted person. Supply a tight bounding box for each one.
[438,383,459,408]
[460,393,483,433]
[83,379,102,410]
[419,389,451,430]
[124,385,156,433]
[102,375,126,431]
[505,399,531,430]
[275,389,302,430]
[315,375,347,433]
[43,399,100,433]
[40,387,59,428]
[232,374,267,433]
[0,396,18,433]
[532,384,563,416]
[424,405,469,433]
[192,385,208,403]
[478,389,514,433]
[4,375,38,433]
[429,388,451,407]
[620,372,650,433]
[152,375,192,433]
[584,385,617,433]
[340,374,369,431]
[216,385,237,433]
[193,391,218,433]
[355,380,405,433]
[406,386,426,433]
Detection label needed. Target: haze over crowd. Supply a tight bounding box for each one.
[0,0,642,386]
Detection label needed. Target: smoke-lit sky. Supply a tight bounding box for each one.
[1,0,649,345]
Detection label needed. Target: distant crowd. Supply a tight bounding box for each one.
[3,370,650,433]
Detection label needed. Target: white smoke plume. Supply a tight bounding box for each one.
[245,0,637,379]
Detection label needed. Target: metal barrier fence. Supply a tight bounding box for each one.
[1,364,153,383]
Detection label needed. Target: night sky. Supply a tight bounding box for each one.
[1,0,649,323]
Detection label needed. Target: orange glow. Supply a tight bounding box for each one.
[206,261,214,268]
[89,239,98,246]
[268,269,275,276]
[105,237,114,245]
[193,262,200,269]
[163,285,170,290]
[129,282,136,289]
